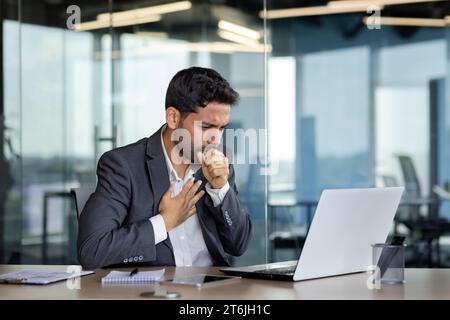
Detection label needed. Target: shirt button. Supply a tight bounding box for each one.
[123,258,128,263]
[180,235,185,240]
[138,256,143,261]
[133,256,138,262]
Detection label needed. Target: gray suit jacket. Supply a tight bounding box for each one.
[77,126,252,269]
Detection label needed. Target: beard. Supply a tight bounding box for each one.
[173,121,223,164]
[171,120,205,164]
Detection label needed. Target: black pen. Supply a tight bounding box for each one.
[129,268,139,277]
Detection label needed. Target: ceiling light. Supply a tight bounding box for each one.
[363,16,448,27]
[218,20,261,40]
[96,1,191,22]
[218,30,261,47]
[261,0,444,20]
[75,15,161,31]
[75,1,190,31]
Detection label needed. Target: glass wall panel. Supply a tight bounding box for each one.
[109,0,267,266]
[5,0,449,268]
[266,1,450,267]
[1,0,21,264]
[1,0,268,266]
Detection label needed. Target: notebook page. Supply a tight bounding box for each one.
[101,269,165,284]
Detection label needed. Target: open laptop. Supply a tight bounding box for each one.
[220,187,404,281]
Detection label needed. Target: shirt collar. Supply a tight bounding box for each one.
[160,124,201,182]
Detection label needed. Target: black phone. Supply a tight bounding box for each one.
[140,289,181,299]
[162,274,241,288]
[376,235,405,277]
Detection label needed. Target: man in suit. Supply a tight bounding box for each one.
[78,67,252,269]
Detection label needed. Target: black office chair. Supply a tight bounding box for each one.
[268,204,309,262]
[70,187,95,220]
[396,155,449,267]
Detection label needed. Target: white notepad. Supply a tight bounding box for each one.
[101,269,165,284]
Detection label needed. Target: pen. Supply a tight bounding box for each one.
[129,268,139,277]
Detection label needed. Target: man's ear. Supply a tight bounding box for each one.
[165,107,181,129]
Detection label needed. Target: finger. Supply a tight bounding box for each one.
[187,206,197,216]
[207,159,228,170]
[181,178,195,195]
[186,180,202,199]
[210,168,228,178]
[211,148,226,157]
[203,154,212,166]
[205,148,216,157]
[164,183,175,198]
[205,152,226,167]
[197,152,204,165]
[188,190,205,208]
[208,162,228,172]
[204,149,221,165]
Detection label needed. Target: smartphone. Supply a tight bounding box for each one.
[162,274,241,288]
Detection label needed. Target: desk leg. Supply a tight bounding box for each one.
[42,195,48,264]
[306,205,312,231]
[268,207,275,263]
[435,239,441,267]
[427,239,433,267]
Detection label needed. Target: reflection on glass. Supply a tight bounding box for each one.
[266,0,450,265]
[1,0,268,266]
[111,1,267,267]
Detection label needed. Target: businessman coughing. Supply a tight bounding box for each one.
[77,67,252,269]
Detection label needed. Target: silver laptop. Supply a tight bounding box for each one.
[221,187,404,281]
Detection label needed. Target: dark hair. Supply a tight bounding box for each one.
[165,67,239,115]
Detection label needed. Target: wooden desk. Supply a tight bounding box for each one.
[1,265,450,300]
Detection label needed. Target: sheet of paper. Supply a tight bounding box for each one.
[0,270,94,285]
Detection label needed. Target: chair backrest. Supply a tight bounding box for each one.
[70,187,95,220]
[382,175,398,188]
[398,155,421,198]
[397,155,423,221]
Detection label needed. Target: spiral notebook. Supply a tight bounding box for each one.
[101,269,165,284]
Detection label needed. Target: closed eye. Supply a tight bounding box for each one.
[200,123,229,130]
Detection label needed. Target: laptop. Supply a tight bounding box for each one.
[220,187,404,281]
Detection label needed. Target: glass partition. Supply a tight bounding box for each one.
[1,0,268,266]
[266,0,450,266]
[3,0,450,268]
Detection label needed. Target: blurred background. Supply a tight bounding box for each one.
[1,0,450,268]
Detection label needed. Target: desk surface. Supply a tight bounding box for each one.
[1,265,449,300]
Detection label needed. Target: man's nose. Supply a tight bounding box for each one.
[206,129,222,146]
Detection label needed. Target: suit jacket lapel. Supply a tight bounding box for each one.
[145,125,173,254]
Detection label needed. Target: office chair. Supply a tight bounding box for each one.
[396,155,449,266]
[268,204,309,262]
[70,187,95,220]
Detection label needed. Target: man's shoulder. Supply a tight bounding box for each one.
[101,137,148,163]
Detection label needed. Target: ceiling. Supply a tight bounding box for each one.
[1,0,449,42]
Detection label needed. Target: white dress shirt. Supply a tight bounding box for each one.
[148,127,230,266]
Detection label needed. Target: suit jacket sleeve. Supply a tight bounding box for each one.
[77,150,157,270]
[204,164,252,256]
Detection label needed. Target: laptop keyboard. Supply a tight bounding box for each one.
[256,265,297,275]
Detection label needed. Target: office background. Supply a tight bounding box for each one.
[1,0,450,268]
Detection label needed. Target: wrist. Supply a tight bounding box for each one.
[209,180,227,189]
[160,211,175,232]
